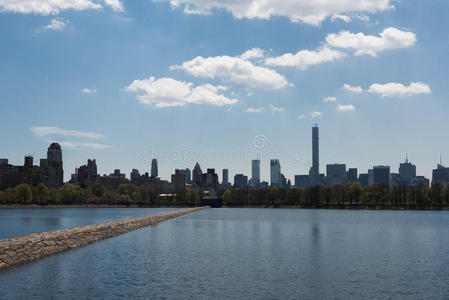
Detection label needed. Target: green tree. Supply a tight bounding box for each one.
[349,182,362,206]
[33,183,50,205]
[91,183,106,197]
[16,184,32,204]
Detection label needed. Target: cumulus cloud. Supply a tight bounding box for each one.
[326,27,417,56]
[124,76,238,107]
[171,52,290,90]
[245,107,264,113]
[310,111,323,118]
[82,88,97,94]
[269,104,284,113]
[337,104,355,112]
[265,47,345,70]
[31,126,105,140]
[0,0,124,15]
[368,82,431,98]
[157,0,393,25]
[323,96,336,102]
[343,84,363,93]
[43,18,66,30]
[240,48,265,60]
[331,14,351,23]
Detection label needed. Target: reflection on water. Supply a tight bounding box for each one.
[1,208,449,299]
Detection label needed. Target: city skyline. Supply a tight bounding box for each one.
[0,124,443,188]
[1,1,448,182]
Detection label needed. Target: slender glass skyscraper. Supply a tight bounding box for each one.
[151,159,158,178]
[309,125,320,186]
[251,159,260,186]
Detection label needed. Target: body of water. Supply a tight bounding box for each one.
[1,208,449,299]
[0,207,180,239]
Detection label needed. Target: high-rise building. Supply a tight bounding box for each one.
[432,163,449,185]
[399,157,416,186]
[171,169,186,192]
[203,168,219,190]
[294,175,309,188]
[77,159,98,188]
[24,156,33,168]
[151,159,158,178]
[359,173,368,188]
[192,162,203,185]
[347,168,358,183]
[234,174,248,188]
[185,168,191,183]
[368,169,374,185]
[373,166,390,186]
[130,169,140,184]
[46,143,63,188]
[251,159,260,187]
[326,163,346,186]
[309,125,320,186]
[270,159,281,186]
[222,169,229,185]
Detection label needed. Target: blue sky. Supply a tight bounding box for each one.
[0,0,448,182]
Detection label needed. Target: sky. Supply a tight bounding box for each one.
[0,0,448,183]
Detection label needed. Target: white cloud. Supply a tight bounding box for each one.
[171,52,290,90]
[57,141,111,150]
[269,104,284,113]
[343,84,363,93]
[331,14,351,23]
[245,107,264,113]
[101,0,124,11]
[310,111,323,118]
[240,48,265,60]
[326,27,417,56]
[323,96,336,103]
[31,126,105,140]
[337,104,355,112]
[265,47,345,70]
[43,18,66,30]
[0,0,123,15]
[157,0,393,25]
[82,88,97,94]
[368,82,431,98]
[298,114,306,119]
[124,76,238,107]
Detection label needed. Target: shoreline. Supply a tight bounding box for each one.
[0,204,448,211]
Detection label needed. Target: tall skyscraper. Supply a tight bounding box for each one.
[251,159,260,186]
[193,162,203,185]
[185,168,191,183]
[222,169,229,185]
[399,156,416,186]
[151,159,158,178]
[347,168,358,183]
[309,125,320,186]
[234,174,248,188]
[46,143,63,188]
[270,159,281,186]
[373,166,390,186]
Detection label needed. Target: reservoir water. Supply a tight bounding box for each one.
[1,208,449,299]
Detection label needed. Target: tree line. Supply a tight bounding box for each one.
[220,182,449,208]
[1,182,448,209]
[0,183,200,207]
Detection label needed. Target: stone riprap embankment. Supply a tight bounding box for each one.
[0,206,208,271]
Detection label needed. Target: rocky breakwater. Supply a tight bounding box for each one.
[0,206,209,271]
